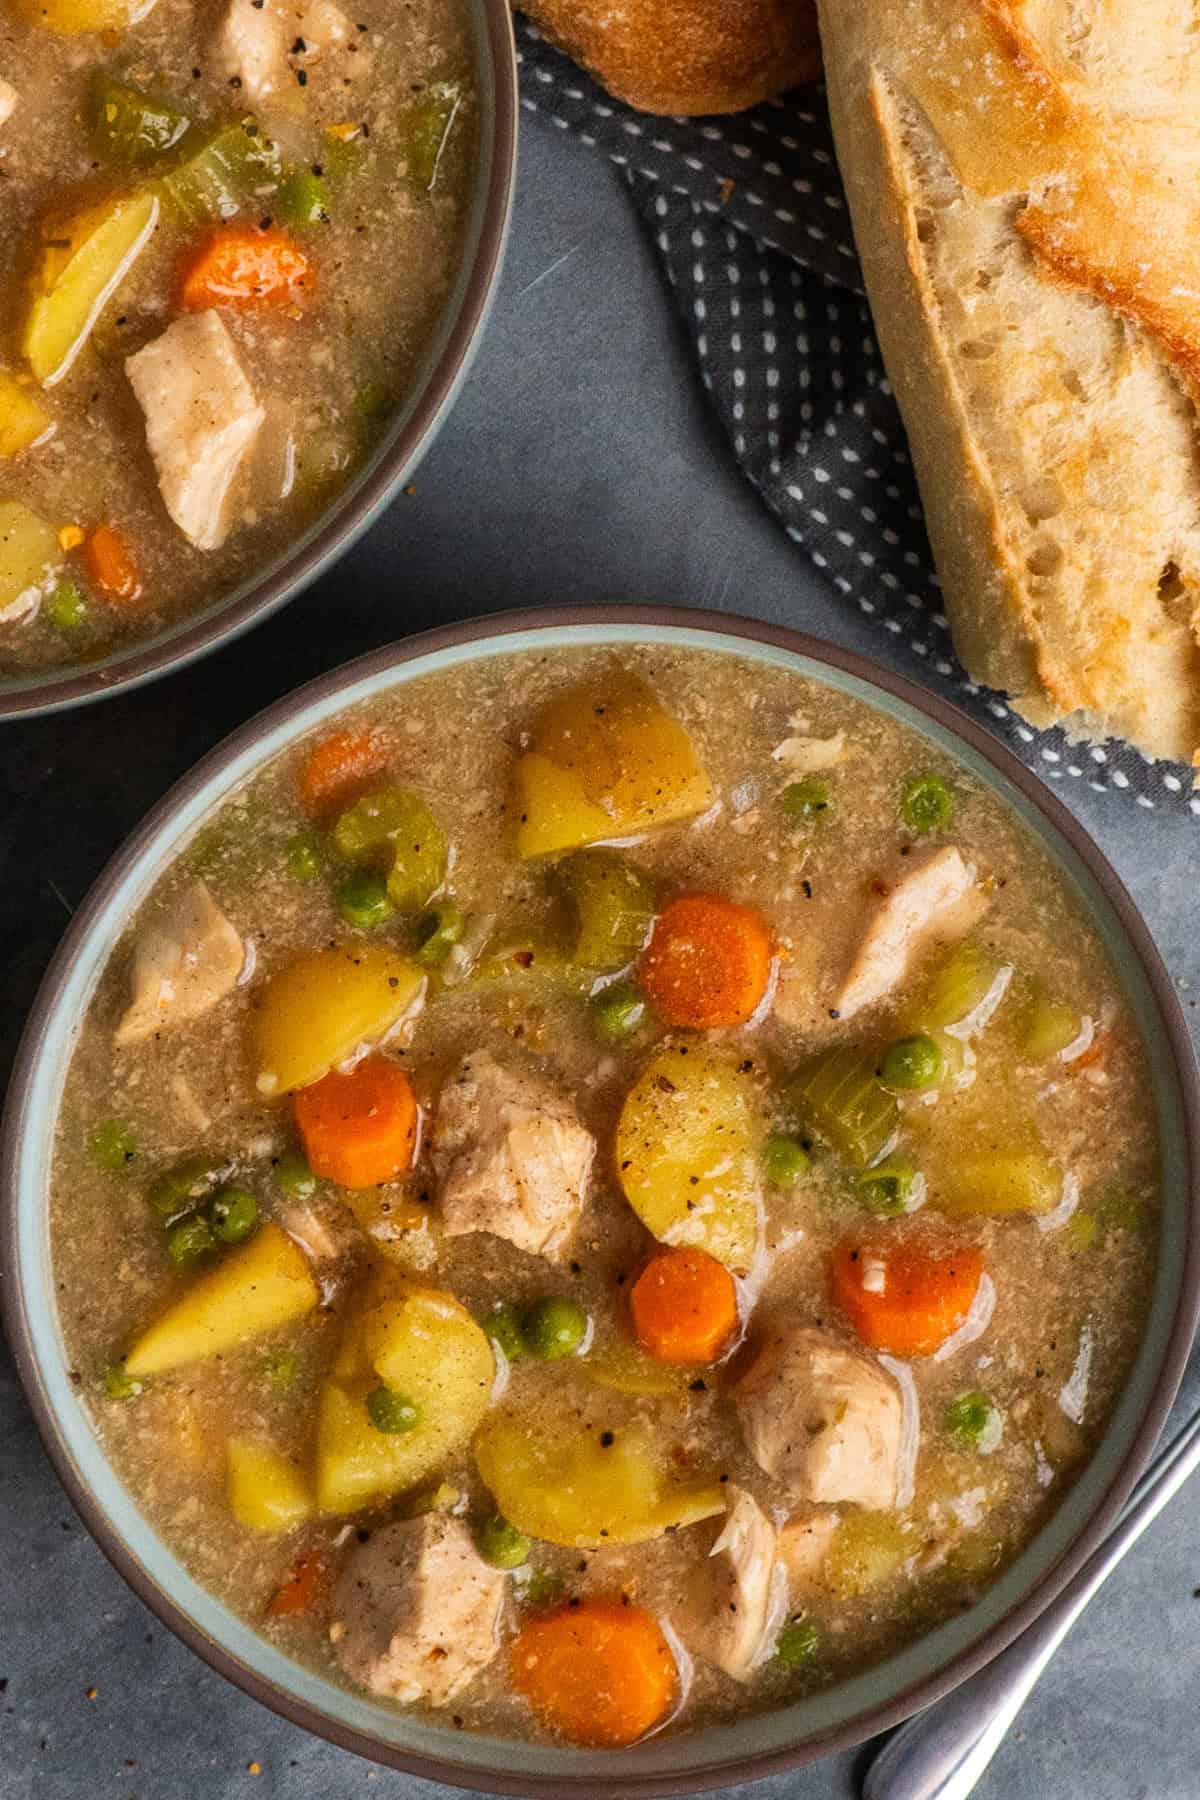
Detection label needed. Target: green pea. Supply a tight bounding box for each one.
[900,773,954,834]
[265,1349,298,1393]
[102,1361,142,1400]
[483,1304,527,1364]
[415,902,465,967]
[880,1033,943,1092]
[764,1132,811,1188]
[365,1386,422,1435]
[92,1119,137,1172]
[275,1150,317,1201]
[286,832,324,882]
[147,1153,226,1220]
[166,1213,217,1269]
[209,1186,258,1245]
[523,1296,588,1361]
[45,579,88,632]
[782,777,834,821]
[337,869,394,930]
[944,1391,1003,1453]
[589,981,647,1043]
[475,1513,532,1570]
[857,1155,923,1217]
[277,168,330,227]
[775,1618,820,1669]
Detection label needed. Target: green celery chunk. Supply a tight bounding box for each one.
[900,772,954,834]
[45,579,88,632]
[1018,984,1082,1060]
[92,1119,137,1172]
[415,902,465,966]
[332,786,447,909]
[857,1154,923,1216]
[277,169,330,228]
[160,118,282,224]
[589,980,647,1042]
[401,81,462,190]
[92,76,191,165]
[914,942,1007,1033]
[559,848,656,969]
[788,1046,898,1169]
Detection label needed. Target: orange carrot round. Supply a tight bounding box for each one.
[638,892,773,1029]
[629,1247,738,1364]
[267,1548,325,1619]
[294,1056,417,1190]
[299,729,387,817]
[82,523,142,606]
[511,1599,676,1747]
[831,1240,984,1358]
[178,225,312,311]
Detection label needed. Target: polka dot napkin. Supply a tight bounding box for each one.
[516,17,1196,814]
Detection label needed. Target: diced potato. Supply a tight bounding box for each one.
[0,373,52,458]
[251,944,424,1095]
[14,0,149,31]
[226,1437,314,1533]
[0,501,63,619]
[474,1405,724,1547]
[315,1270,494,1516]
[514,672,714,858]
[940,1149,1061,1217]
[824,1512,910,1599]
[615,1043,764,1271]
[23,190,159,386]
[124,1224,319,1377]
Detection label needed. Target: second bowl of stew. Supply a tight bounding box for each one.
[3,608,1197,1792]
[0,0,516,716]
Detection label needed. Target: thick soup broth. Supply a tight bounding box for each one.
[49,646,1157,1745]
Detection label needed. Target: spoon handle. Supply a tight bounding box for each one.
[863,1404,1200,1800]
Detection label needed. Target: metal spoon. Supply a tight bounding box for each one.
[863,1402,1200,1800]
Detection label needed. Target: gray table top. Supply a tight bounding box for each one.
[3,113,1198,1800]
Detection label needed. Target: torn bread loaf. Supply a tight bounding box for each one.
[517,0,820,115]
[816,0,1200,763]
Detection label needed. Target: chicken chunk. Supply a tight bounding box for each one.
[686,1486,788,1682]
[115,880,245,1047]
[296,0,352,49]
[0,80,18,127]
[836,846,978,1020]
[125,311,265,551]
[214,0,286,100]
[735,1327,902,1512]
[430,1051,595,1261]
[777,1508,840,1597]
[331,1515,506,1705]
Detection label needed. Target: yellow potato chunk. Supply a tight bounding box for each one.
[23,190,159,386]
[616,1043,764,1271]
[474,1405,724,1547]
[0,374,52,458]
[250,944,424,1095]
[124,1224,318,1377]
[0,501,62,617]
[514,672,714,858]
[825,1513,910,1599]
[14,0,150,32]
[226,1438,314,1534]
[940,1150,1061,1217]
[315,1270,494,1516]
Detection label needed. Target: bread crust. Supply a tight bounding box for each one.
[517,0,820,116]
[817,0,1200,762]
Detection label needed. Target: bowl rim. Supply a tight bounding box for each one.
[0,0,518,723]
[4,602,1198,1794]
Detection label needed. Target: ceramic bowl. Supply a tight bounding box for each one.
[0,3,517,721]
[4,607,1197,1793]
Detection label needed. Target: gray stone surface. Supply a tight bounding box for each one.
[3,113,1199,1800]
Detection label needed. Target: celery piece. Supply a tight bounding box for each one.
[916,942,1006,1032]
[277,169,330,229]
[559,848,657,969]
[161,118,282,224]
[1018,985,1082,1060]
[332,786,447,909]
[401,81,462,190]
[92,76,190,165]
[788,1046,898,1169]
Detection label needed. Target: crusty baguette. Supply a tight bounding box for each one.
[517,0,820,116]
[817,0,1200,763]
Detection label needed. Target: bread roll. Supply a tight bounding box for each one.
[817,0,1200,763]
[518,0,820,116]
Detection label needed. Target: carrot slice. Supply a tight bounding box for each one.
[178,225,312,311]
[81,523,142,606]
[299,729,387,817]
[511,1599,676,1747]
[629,1247,738,1365]
[831,1240,984,1358]
[266,1548,325,1619]
[638,892,773,1029]
[294,1056,418,1190]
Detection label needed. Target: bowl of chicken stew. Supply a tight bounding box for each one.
[4,609,1197,1791]
[0,0,515,715]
